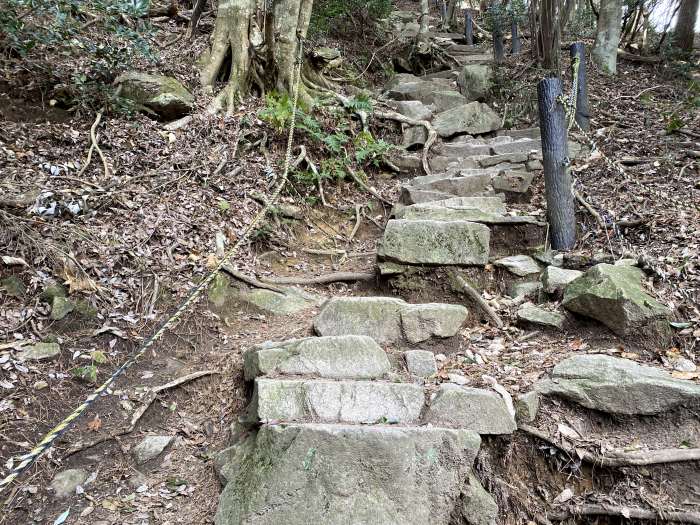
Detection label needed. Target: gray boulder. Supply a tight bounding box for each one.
[131,435,173,464]
[400,186,455,205]
[115,72,194,120]
[215,423,481,525]
[50,468,88,499]
[562,264,672,341]
[411,171,494,197]
[400,303,468,344]
[18,342,61,361]
[378,219,490,266]
[404,350,438,377]
[433,102,501,137]
[508,281,542,300]
[541,266,583,294]
[461,472,499,525]
[430,90,469,112]
[244,335,390,380]
[516,302,565,330]
[424,384,517,434]
[458,64,493,102]
[394,100,433,121]
[494,255,541,276]
[491,170,534,194]
[250,378,425,424]
[536,354,700,415]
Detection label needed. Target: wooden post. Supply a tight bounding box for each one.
[569,42,590,131]
[511,21,521,54]
[537,76,576,250]
[465,10,474,45]
[493,27,505,62]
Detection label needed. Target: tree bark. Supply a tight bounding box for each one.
[673,0,700,51]
[266,0,313,95]
[592,0,623,75]
[419,0,430,35]
[538,77,576,250]
[539,0,561,71]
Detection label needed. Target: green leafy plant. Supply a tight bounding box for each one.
[72,364,98,383]
[0,0,154,108]
[309,0,392,38]
[354,131,394,167]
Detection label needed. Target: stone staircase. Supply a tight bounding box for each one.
[213,28,529,525]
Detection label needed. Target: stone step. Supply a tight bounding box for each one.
[313,296,468,344]
[243,335,391,381]
[378,219,490,266]
[215,423,481,524]
[425,384,517,434]
[497,127,541,140]
[490,138,541,155]
[409,171,495,197]
[249,378,425,425]
[409,196,508,214]
[455,54,492,65]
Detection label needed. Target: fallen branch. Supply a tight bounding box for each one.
[221,264,286,294]
[450,272,504,329]
[259,271,375,285]
[63,370,217,458]
[347,167,394,206]
[550,503,700,524]
[520,424,700,467]
[348,204,362,243]
[374,110,437,176]
[617,50,662,63]
[574,190,605,228]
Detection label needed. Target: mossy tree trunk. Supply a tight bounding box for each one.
[592,0,622,75]
[200,0,313,114]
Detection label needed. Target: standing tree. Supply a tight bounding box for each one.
[673,0,700,52]
[592,0,623,74]
[200,0,313,114]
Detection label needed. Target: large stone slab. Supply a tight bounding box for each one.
[400,303,468,344]
[244,335,390,381]
[215,423,481,525]
[411,172,493,197]
[418,196,507,214]
[497,127,540,140]
[541,266,583,294]
[536,354,700,415]
[314,297,405,343]
[398,207,504,223]
[424,384,517,434]
[458,64,493,102]
[494,255,541,276]
[431,90,469,112]
[400,186,456,205]
[439,142,493,157]
[250,379,425,424]
[378,219,490,266]
[516,302,565,330]
[562,264,672,341]
[313,297,467,343]
[433,102,501,137]
[490,139,540,155]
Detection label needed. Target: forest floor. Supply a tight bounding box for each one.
[1,3,700,525]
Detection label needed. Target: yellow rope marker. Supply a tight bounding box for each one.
[0,36,306,496]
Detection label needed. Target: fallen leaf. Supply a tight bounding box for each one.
[1,255,28,266]
[87,414,102,432]
[553,487,574,504]
[671,371,700,380]
[53,509,70,525]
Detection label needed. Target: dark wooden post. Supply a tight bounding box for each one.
[493,26,505,62]
[465,10,474,45]
[538,76,576,250]
[511,21,521,54]
[569,42,590,131]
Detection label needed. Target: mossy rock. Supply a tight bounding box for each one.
[1,276,26,297]
[116,71,194,120]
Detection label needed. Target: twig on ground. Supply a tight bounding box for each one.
[221,264,286,294]
[617,85,664,100]
[520,424,700,467]
[300,248,347,257]
[450,272,504,329]
[63,370,218,458]
[549,503,700,524]
[259,271,375,285]
[574,190,606,228]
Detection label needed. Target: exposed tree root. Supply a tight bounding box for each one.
[520,424,700,467]
[347,167,394,206]
[574,190,606,228]
[450,272,504,329]
[374,110,437,176]
[259,271,376,285]
[550,503,700,524]
[63,370,217,458]
[221,264,287,293]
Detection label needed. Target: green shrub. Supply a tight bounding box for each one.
[0,0,154,108]
[310,0,392,38]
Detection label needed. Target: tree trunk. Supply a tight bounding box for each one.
[419,0,430,35]
[200,0,312,114]
[592,0,622,75]
[673,0,700,51]
[539,0,561,71]
[559,0,575,34]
